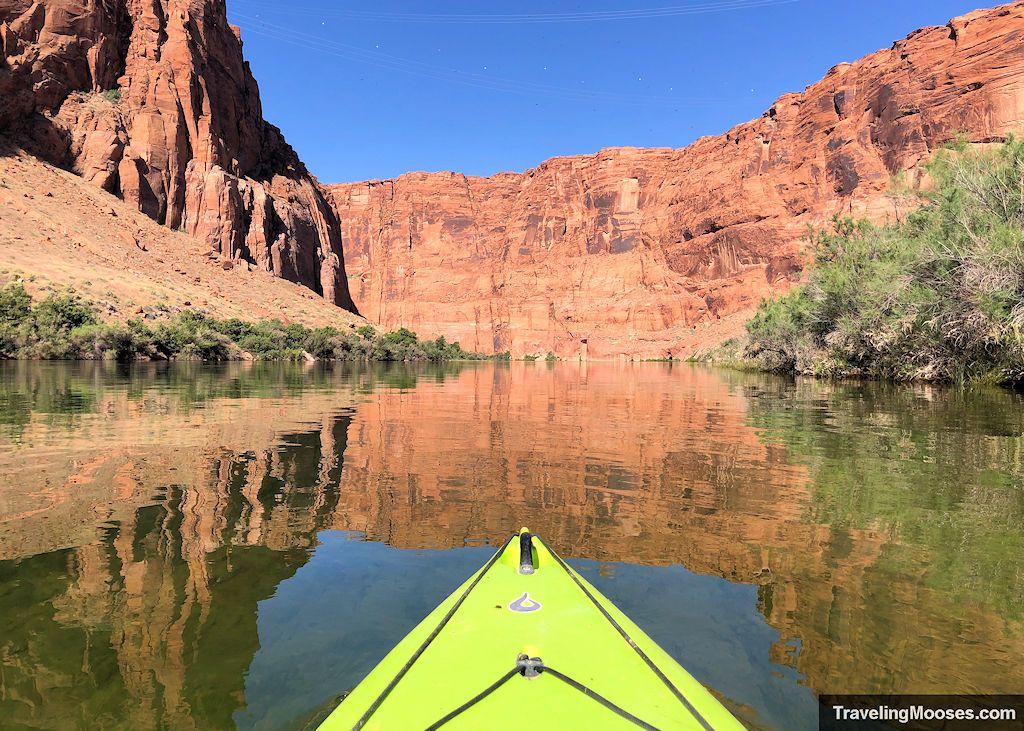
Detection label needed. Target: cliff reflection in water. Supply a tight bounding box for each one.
[326,363,1024,697]
[1,361,1023,729]
[0,362,362,728]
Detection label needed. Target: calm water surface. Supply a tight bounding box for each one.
[1,361,1022,730]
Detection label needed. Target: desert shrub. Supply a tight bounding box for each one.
[0,286,493,362]
[237,330,285,357]
[108,322,154,361]
[32,293,97,332]
[0,282,32,325]
[176,309,215,333]
[382,327,418,346]
[283,323,309,350]
[211,317,256,341]
[185,329,236,361]
[68,324,112,360]
[340,333,371,360]
[371,338,402,361]
[741,136,1024,384]
[21,337,78,360]
[249,347,305,362]
[302,327,342,359]
[0,324,18,357]
[151,321,191,359]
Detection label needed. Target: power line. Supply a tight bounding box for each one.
[231,0,799,24]
[234,14,738,107]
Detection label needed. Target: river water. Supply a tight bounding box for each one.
[0,361,1021,729]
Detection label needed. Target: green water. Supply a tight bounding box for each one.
[0,361,1022,729]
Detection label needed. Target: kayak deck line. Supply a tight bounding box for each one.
[350,532,517,730]
[424,654,661,730]
[323,528,745,730]
[539,535,717,731]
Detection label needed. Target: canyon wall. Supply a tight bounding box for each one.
[329,2,1024,357]
[0,0,355,310]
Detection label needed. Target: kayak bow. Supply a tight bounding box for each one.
[319,529,744,730]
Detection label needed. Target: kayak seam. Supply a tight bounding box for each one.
[350,532,516,731]
[538,537,717,731]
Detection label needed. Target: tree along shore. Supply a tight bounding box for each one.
[0,283,495,362]
[725,137,1024,386]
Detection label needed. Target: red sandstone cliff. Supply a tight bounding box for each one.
[0,0,355,310]
[328,2,1024,358]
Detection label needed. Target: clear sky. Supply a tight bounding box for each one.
[226,0,991,183]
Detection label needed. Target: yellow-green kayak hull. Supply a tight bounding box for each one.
[319,529,744,730]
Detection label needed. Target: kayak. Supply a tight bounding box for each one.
[319,528,745,730]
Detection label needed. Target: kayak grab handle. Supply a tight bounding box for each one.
[518,531,535,574]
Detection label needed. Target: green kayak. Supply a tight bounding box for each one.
[320,529,745,730]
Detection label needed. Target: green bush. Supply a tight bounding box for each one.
[382,327,418,346]
[32,293,97,332]
[211,317,255,341]
[0,282,32,325]
[372,339,401,361]
[237,330,285,357]
[283,323,308,350]
[302,327,342,359]
[0,286,493,363]
[151,321,190,359]
[185,329,236,361]
[68,324,111,360]
[741,136,1024,385]
[0,324,18,357]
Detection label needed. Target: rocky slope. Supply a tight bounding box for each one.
[0,149,364,327]
[328,2,1024,358]
[0,0,355,311]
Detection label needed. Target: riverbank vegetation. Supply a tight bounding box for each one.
[736,137,1024,385]
[0,285,488,362]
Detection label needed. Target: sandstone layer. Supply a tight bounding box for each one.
[0,0,355,310]
[329,2,1024,358]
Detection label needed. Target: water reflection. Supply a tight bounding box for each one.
[1,360,360,728]
[0,362,1022,729]
[742,379,1024,695]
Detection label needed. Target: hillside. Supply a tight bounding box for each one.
[0,0,355,310]
[0,146,362,329]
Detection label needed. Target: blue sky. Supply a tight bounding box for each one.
[226,0,989,183]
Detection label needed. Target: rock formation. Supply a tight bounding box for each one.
[0,0,355,310]
[328,2,1024,357]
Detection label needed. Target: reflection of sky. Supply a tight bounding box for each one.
[237,533,493,730]
[239,531,817,730]
[574,559,817,730]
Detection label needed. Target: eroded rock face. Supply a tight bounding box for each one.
[0,0,355,310]
[328,2,1024,357]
